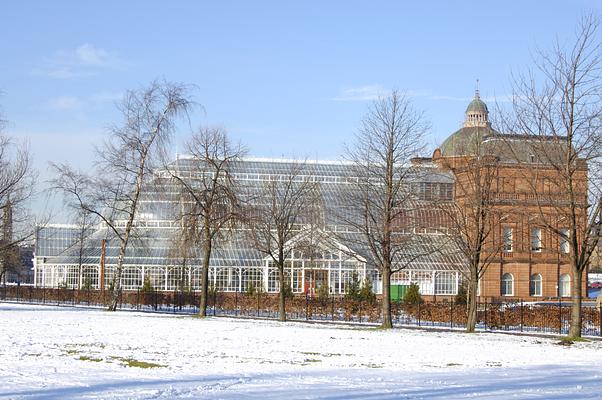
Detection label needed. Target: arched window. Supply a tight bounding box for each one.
[559,274,571,297]
[501,273,514,296]
[267,270,280,293]
[530,274,542,297]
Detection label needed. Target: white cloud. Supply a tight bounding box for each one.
[75,44,113,67]
[331,85,387,101]
[46,91,123,111]
[429,95,471,102]
[42,67,86,80]
[89,91,123,103]
[48,96,82,110]
[332,86,511,104]
[34,44,126,79]
[332,86,438,102]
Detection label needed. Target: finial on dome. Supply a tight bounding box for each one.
[464,84,489,128]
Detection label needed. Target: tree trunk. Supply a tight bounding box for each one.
[108,155,147,311]
[381,266,392,329]
[278,264,286,322]
[199,238,212,317]
[568,266,583,338]
[466,267,478,333]
[108,235,130,311]
[108,273,122,311]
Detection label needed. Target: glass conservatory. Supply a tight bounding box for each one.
[34,157,464,295]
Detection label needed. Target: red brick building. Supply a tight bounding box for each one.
[433,91,587,301]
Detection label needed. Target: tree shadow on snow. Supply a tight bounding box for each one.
[1,364,600,399]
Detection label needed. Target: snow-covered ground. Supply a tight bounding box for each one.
[1,303,602,399]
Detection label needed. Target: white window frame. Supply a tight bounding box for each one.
[503,227,513,252]
[531,228,542,252]
[559,274,571,297]
[559,228,570,254]
[501,273,514,296]
[529,273,542,297]
[434,271,458,295]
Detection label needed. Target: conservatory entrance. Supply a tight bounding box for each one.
[304,269,328,295]
[265,228,367,295]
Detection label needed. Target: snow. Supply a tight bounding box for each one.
[1,302,602,399]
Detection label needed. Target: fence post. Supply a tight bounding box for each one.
[305,293,309,321]
[418,301,421,327]
[450,301,453,329]
[359,300,362,323]
[332,295,336,322]
[599,306,602,337]
[256,291,260,317]
[559,299,562,335]
[484,302,487,330]
[520,299,524,332]
[213,289,217,316]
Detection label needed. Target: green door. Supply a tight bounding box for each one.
[390,285,409,302]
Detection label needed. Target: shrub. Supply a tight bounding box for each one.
[316,282,330,304]
[403,283,423,305]
[246,282,257,295]
[455,282,467,305]
[140,277,154,294]
[345,273,376,303]
[81,277,92,291]
[345,273,361,300]
[207,284,217,299]
[359,276,376,303]
[281,282,294,300]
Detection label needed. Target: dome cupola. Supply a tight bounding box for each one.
[464,90,489,128]
[438,88,498,156]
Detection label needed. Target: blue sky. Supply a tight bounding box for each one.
[1,0,600,188]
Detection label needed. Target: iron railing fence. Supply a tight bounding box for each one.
[2,286,600,337]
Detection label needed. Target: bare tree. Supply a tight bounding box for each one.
[505,15,602,338]
[52,81,193,311]
[291,186,326,296]
[167,127,245,317]
[71,208,96,289]
[344,91,428,329]
[436,145,501,332]
[247,160,317,322]
[0,108,36,284]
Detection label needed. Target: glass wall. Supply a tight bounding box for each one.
[34,158,461,294]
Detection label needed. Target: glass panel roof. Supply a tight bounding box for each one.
[36,159,464,272]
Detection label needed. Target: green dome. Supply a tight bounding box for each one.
[439,90,497,156]
[465,95,488,115]
[439,126,497,156]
